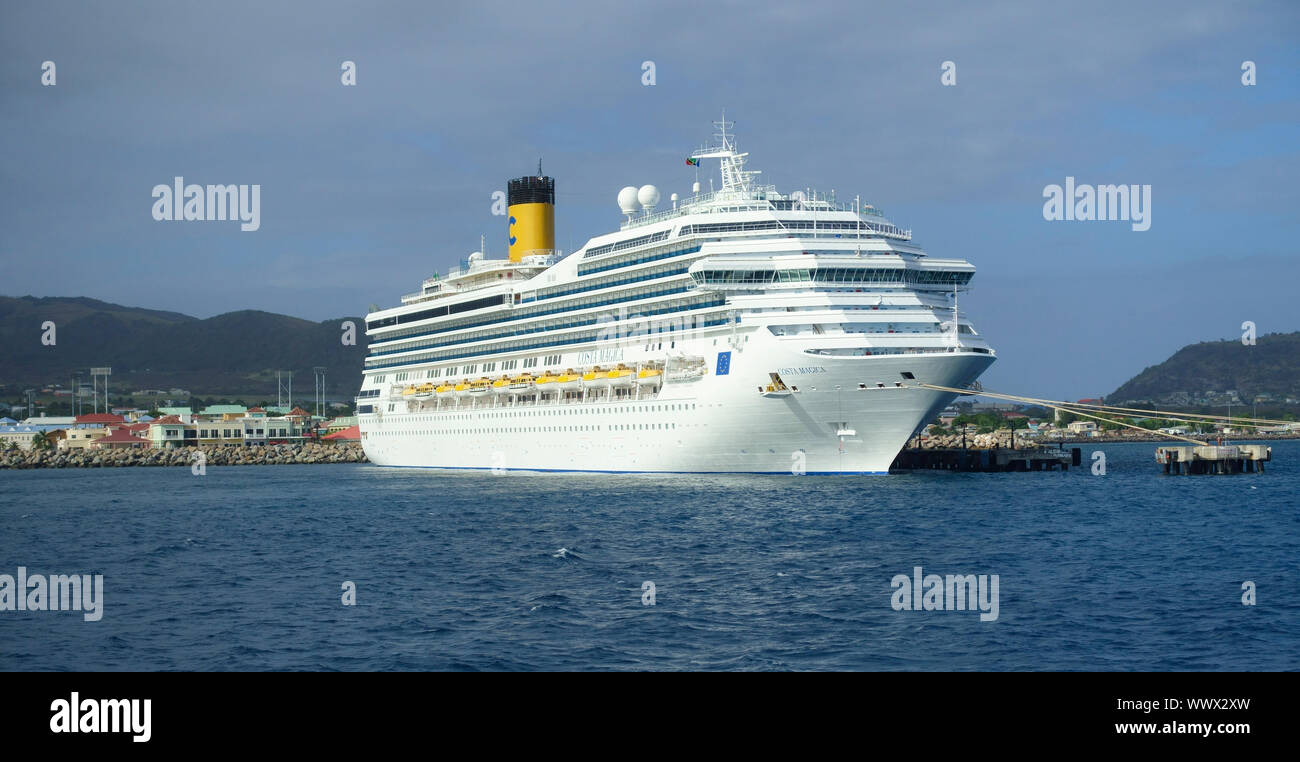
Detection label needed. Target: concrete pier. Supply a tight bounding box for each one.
[1155,444,1271,475]
[891,447,1078,473]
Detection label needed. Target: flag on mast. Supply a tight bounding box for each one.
[685,157,700,166]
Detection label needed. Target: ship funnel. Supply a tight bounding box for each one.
[507,174,555,262]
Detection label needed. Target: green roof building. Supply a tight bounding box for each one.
[199,404,249,420]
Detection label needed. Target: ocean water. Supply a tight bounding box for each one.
[1,441,1297,671]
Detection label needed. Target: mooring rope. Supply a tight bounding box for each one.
[911,382,1210,446]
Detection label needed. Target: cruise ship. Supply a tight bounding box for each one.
[357,119,995,473]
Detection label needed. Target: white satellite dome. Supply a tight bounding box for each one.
[617,186,641,215]
[637,184,660,212]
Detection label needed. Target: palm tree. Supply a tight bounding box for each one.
[31,431,51,450]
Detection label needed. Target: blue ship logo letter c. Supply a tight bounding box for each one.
[508,216,517,246]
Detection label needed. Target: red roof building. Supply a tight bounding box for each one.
[91,429,148,449]
[74,413,125,425]
[323,425,360,441]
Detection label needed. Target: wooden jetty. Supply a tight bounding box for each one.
[891,446,1079,473]
[1155,444,1271,474]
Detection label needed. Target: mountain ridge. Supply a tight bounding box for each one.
[1108,331,1299,406]
[0,295,367,398]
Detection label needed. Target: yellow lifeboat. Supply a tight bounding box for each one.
[557,369,582,391]
[401,385,417,396]
[435,383,455,396]
[453,379,472,398]
[582,366,608,387]
[491,375,512,395]
[415,382,435,395]
[468,377,492,396]
[607,364,635,388]
[535,372,560,387]
[636,368,663,387]
[508,373,535,392]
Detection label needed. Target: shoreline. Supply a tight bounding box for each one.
[0,442,367,470]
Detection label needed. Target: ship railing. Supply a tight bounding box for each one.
[622,191,910,238]
[445,252,560,279]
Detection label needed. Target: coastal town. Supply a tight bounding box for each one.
[0,401,365,468]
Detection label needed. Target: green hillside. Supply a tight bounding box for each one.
[0,296,368,401]
[1109,332,1300,407]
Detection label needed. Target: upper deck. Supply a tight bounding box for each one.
[368,117,943,332]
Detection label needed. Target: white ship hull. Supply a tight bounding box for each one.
[360,331,993,474]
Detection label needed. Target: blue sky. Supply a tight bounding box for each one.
[2,0,1296,399]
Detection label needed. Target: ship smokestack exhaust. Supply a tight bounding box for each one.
[507,175,555,262]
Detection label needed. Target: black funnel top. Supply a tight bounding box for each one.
[508,176,555,205]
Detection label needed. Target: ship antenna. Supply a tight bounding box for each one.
[537,158,542,177]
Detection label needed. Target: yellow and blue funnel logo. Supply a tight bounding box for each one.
[507,175,555,262]
[507,202,554,262]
